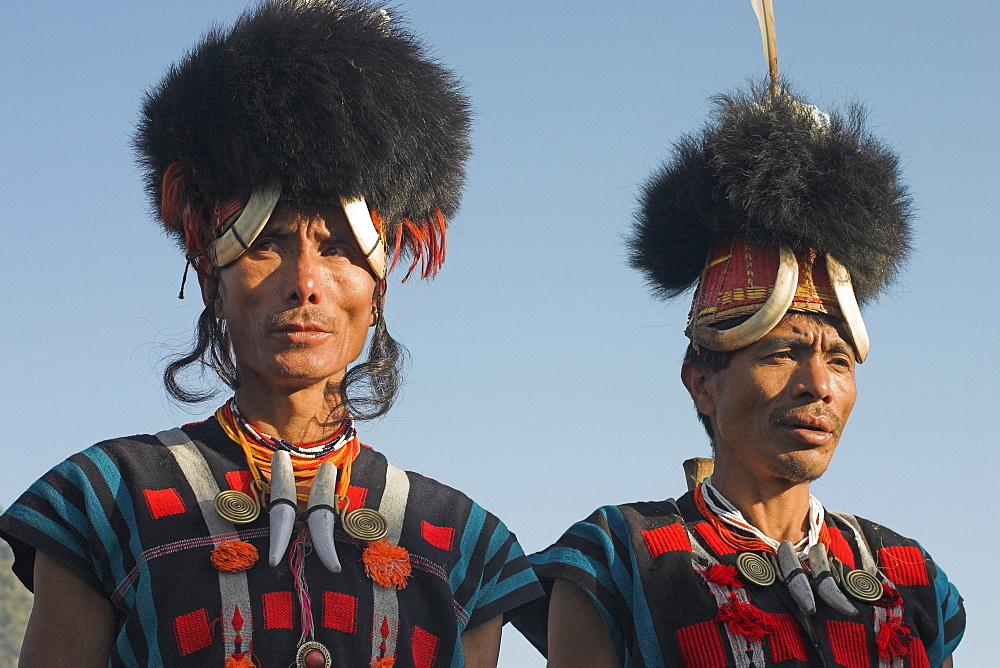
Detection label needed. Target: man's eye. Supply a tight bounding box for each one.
[324,244,352,257]
[252,238,280,252]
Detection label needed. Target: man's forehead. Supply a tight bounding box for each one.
[754,313,853,350]
[264,204,351,234]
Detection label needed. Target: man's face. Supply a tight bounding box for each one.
[685,313,858,486]
[209,204,377,394]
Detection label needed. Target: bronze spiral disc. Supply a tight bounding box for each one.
[213,490,260,524]
[844,569,884,602]
[736,552,776,586]
[342,508,388,541]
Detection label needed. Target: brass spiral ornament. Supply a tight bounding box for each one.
[736,552,777,586]
[213,490,260,524]
[844,569,884,602]
[342,508,388,541]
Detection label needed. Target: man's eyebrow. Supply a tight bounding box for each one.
[759,335,853,356]
[256,227,296,239]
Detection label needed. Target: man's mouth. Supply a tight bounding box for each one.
[781,414,834,434]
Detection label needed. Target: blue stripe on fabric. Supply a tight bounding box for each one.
[4,502,87,559]
[450,502,487,593]
[484,520,511,564]
[603,506,658,666]
[923,544,964,664]
[468,521,515,606]
[484,567,539,605]
[83,447,160,666]
[529,510,629,661]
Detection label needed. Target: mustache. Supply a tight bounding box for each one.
[769,404,843,434]
[268,309,337,331]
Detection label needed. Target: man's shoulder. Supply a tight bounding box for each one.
[827,510,923,550]
[67,419,223,469]
[586,492,697,528]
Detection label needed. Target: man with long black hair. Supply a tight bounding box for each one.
[0,3,541,665]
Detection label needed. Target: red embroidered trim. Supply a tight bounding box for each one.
[420,521,455,551]
[225,470,255,495]
[878,546,929,586]
[767,613,809,662]
[262,591,294,630]
[701,563,744,588]
[825,620,871,668]
[716,592,776,642]
[144,487,186,519]
[908,637,931,668]
[173,608,213,656]
[823,526,856,570]
[322,591,358,633]
[411,626,439,668]
[642,524,691,557]
[675,620,727,667]
[692,522,739,556]
[346,485,368,512]
[876,616,913,661]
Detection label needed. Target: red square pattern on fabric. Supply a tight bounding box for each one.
[144,488,186,520]
[642,524,691,557]
[824,526,856,570]
[346,485,368,512]
[225,470,254,495]
[908,638,930,668]
[173,608,213,656]
[767,613,809,662]
[262,591,294,630]
[878,546,929,586]
[421,521,455,551]
[825,620,870,668]
[676,620,727,667]
[411,626,439,668]
[322,592,358,633]
[692,522,738,556]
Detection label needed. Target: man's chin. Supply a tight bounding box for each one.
[773,454,830,485]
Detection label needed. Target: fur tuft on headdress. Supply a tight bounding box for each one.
[134,0,471,270]
[629,80,912,305]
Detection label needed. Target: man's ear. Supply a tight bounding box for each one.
[681,360,716,418]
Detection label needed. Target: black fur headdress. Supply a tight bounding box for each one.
[628,81,912,305]
[134,0,471,264]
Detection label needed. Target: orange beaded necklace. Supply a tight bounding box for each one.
[694,482,833,555]
[215,400,359,508]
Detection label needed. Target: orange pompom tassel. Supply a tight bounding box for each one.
[372,656,396,667]
[210,540,259,572]
[362,539,411,589]
[225,654,255,668]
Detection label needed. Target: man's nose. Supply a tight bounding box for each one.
[284,251,322,305]
[792,355,833,404]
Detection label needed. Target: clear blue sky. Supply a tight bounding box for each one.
[2,1,997,663]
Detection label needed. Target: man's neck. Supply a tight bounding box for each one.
[234,379,347,444]
[708,462,812,545]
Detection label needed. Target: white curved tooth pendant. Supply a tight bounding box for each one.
[307,461,342,573]
[268,450,297,567]
[777,541,816,615]
[808,543,858,616]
